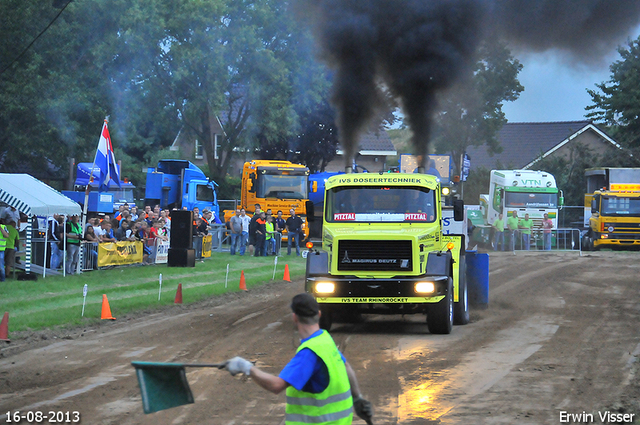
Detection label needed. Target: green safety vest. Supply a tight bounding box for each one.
[67,221,82,244]
[285,331,353,425]
[265,222,274,240]
[0,225,6,251]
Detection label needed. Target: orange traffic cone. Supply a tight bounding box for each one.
[101,295,116,320]
[175,283,183,304]
[239,270,247,291]
[0,312,10,342]
[283,264,291,282]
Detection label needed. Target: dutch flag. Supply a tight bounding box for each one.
[91,120,121,190]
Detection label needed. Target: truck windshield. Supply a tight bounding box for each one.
[257,174,308,200]
[602,197,640,216]
[505,192,557,208]
[107,188,135,204]
[326,186,436,223]
[196,184,214,203]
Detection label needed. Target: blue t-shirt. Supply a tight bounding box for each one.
[279,330,346,393]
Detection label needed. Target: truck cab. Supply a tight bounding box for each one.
[225,160,314,240]
[305,173,467,334]
[61,162,136,214]
[583,168,640,250]
[145,160,219,219]
[481,170,561,246]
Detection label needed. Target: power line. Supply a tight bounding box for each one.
[0,0,74,77]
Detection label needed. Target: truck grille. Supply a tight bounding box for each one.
[337,240,413,272]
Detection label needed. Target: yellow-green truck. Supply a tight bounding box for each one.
[304,173,468,334]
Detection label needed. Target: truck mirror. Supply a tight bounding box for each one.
[247,176,254,192]
[453,199,464,221]
[312,181,318,193]
[591,199,596,213]
[559,196,564,207]
[306,200,315,221]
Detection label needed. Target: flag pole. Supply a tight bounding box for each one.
[80,117,109,238]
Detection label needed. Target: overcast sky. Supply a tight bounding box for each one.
[502,26,640,124]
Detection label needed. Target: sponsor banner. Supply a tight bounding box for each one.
[155,240,170,264]
[316,296,444,304]
[97,241,143,267]
[202,235,212,258]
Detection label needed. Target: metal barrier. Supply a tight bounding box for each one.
[80,241,98,271]
[503,228,582,253]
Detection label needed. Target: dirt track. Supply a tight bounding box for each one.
[1,251,640,425]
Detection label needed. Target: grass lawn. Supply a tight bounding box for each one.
[0,253,307,333]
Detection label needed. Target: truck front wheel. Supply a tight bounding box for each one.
[453,259,470,325]
[427,278,454,334]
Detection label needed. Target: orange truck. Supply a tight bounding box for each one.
[224,160,316,241]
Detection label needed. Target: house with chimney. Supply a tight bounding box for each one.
[465,120,621,171]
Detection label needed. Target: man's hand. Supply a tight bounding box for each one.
[225,356,253,376]
[353,396,373,424]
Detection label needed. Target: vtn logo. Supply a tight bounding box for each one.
[522,179,541,186]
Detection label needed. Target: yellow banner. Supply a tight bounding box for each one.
[97,241,144,267]
[316,296,444,304]
[202,235,212,258]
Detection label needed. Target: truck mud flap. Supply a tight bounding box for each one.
[306,251,329,276]
[426,251,452,276]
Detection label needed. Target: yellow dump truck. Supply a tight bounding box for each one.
[224,160,314,241]
[304,172,468,334]
[583,168,640,250]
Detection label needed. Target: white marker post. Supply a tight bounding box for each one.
[272,256,278,280]
[81,284,88,317]
[158,274,163,301]
[225,264,229,288]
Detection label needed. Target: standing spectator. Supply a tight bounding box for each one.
[265,215,277,256]
[193,206,201,219]
[160,209,171,234]
[65,215,82,274]
[238,208,251,256]
[130,206,139,221]
[114,205,126,220]
[135,221,151,264]
[286,208,303,256]
[518,213,534,250]
[506,211,519,251]
[116,220,134,241]
[229,209,243,255]
[492,213,505,251]
[96,221,117,243]
[0,221,9,282]
[275,210,286,255]
[4,221,18,278]
[1,206,20,224]
[47,214,63,270]
[542,213,553,250]
[254,211,267,257]
[248,204,262,255]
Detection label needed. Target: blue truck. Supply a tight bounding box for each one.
[62,163,136,213]
[145,160,220,219]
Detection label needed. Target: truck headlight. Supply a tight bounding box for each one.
[315,282,335,294]
[415,281,436,294]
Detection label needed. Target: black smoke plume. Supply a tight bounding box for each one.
[298,0,640,170]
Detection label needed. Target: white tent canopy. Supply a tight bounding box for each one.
[0,173,81,217]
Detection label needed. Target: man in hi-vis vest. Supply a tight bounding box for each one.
[225,293,374,424]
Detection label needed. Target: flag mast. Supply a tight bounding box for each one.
[80,116,109,238]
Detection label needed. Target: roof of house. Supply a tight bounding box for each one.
[465,121,620,171]
[337,130,397,155]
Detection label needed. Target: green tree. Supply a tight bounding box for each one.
[433,40,523,175]
[586,36,640,149]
